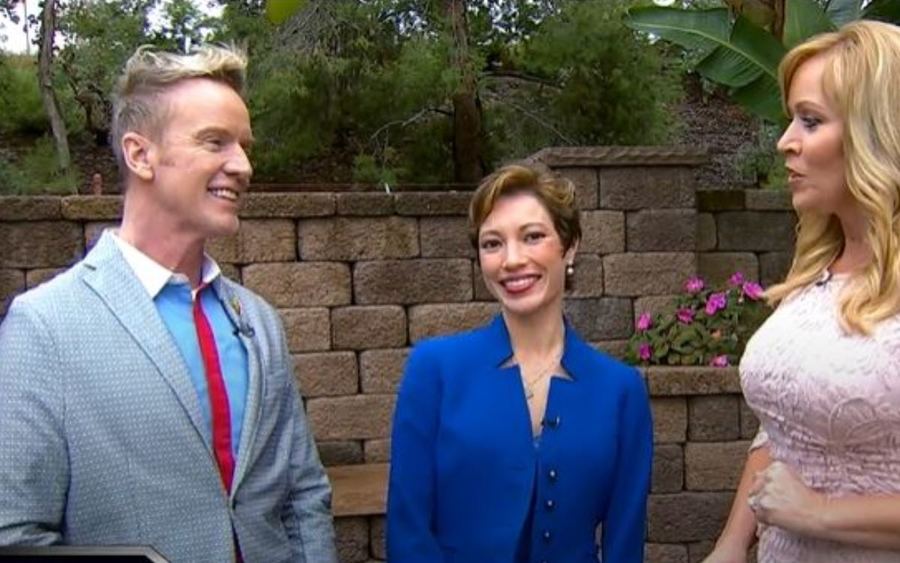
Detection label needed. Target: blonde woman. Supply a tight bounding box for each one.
[706,21,900,563]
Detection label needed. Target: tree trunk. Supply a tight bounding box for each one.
[444,0,485,183]
[38,0,71,173]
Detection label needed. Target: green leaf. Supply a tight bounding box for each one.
[784,0,836,49]
[696,16,785,88]
[731,73,786,125]
[266,0,307,25]
[824,0,861,27]
[863,0,900,23]
[624,7,731,54]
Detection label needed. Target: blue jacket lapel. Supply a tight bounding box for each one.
[81,231,212,451]
[215,279,264,494]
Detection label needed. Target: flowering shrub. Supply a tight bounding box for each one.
[626,272,771,367]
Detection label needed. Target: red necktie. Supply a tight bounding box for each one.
[192,291,235,492]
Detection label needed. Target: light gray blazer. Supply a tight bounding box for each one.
[0,231,338,563]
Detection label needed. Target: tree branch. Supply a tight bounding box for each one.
[481,69,561,90]
[483,91,576,145]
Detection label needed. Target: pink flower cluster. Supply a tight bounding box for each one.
[705,292,727,315]
[636,312,652,332]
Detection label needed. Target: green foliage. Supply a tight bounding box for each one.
[625,0,900,125]
[247,0,683,182]
[0,137,81,195]
[735,121,788,189]
[266,0,308,24]
[0,55,46,135]
[626,273,771,367]
[517,0,682,146]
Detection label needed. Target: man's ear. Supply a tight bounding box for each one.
[121,132,154,181]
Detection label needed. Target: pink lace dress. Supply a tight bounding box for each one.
[740,274,900,562]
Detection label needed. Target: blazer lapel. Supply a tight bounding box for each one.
[216,280,264,494]
[81,232,212,450]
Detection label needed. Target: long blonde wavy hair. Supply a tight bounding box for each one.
[767,20,900,334]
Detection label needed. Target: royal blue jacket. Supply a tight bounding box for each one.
[387,315,653,563]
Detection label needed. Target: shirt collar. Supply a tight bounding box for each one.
[110,230,221,299]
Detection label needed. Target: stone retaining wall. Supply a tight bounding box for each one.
[0,147,795,562]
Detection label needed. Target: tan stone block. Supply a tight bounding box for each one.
[591,339,629,360]
[60,195,123,220]
[645,367,741,396]
[740,398,760,440]
[685,441,751,491]
[627,210,698,252]
[746,189,792,210]
[689,395,740,441]
[299,217,418,260]
[688,540,717,563]
[334,516,369,563]
[318,440,364,466]
[307,395,396,440]
[206,219,296,264]
[360,348,410,394]
[603,253,696,296]
[336,193,394,216]
[370,516,386,560]
[293,351,358,398]
[219,263,240,282]
[408,302,498,342]
[760,251,792,288]
[394,192,470,216]
[652,397,687,443]
[419,216,474,258]
[364,439,391,463]
[698,252,759,288]
[332,306,407,350]
[473,263,493,301]
[243,262,351,307]
[697,213,717,251]
[645,543,689,563]
[0,222,83,268]
[652,443,684,493]
[716,211,795,251]
[25,268,64,289]
[353,259,471,305]
[697,190,744,212]
[280,308,331,352]
[564,297,633,340]
[647,492,733,542]
[599,166,696,210]
[569,254,603,297]
[0,269,25,316]
[239,193,334,218]
[634,294,679,325]
[0,196,61,220]
[84,221,117,249]
[579,211,625,254]
[557,167,598,209]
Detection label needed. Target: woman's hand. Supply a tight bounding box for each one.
[748,461,826,536]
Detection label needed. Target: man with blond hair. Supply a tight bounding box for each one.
[0,44,338,562]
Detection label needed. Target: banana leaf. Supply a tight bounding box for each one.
[784,0,836,49]
[864,0,900,23]
[824,0,861,27]
[626,7,787,124]
[625,7,732,57]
